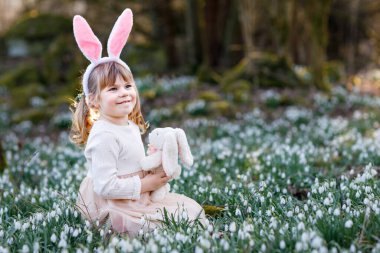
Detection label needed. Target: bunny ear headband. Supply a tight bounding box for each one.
[73,8,133,97]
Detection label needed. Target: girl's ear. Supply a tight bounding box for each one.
[86,95,100,110]
[107,8,133,58]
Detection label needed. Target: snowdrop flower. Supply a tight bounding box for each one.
[50,234,57,243]
[195,246,203,253]
[311,236,323,248]
[297,222,305,230]
[72,229,79,237]
[21,245,29,253]
[280,240,286,249]
[229,222,236,232]
[86,233,92,243]
[33,242,39,253]
[14,221,21,230]
[221,239,230,251]
[333,208,340,216]
[295,242,303,251]
[316,210,323,218]
[199,238,211,249]
[139,216,146,225]
[58,238,67,248]
[345,220,353,228]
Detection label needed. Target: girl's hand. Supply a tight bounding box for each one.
[140,169,171,193]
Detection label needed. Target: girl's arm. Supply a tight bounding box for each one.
[89,132,142,200]
[140,170,171,193]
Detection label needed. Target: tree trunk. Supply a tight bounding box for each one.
[237,0,256,74]
[200,0,231,69]
[305,0,333,91]
[185,0,203,71]
[347,0,360,74]
[150,0,179,69]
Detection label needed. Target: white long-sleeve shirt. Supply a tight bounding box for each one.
[84,119,145,200]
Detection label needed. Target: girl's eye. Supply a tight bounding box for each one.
[109,87,117,91]
[125,84,132,89]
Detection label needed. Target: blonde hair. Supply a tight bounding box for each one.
[69,62,148,146]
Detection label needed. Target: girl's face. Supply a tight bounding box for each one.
[97,75,137,125]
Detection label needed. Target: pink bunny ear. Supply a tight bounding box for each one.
[73,15,102,62]
[107,8,133,58]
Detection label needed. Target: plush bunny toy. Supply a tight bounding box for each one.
[140,128,193,201]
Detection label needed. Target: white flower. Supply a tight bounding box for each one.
[33,242,39,253]
[72,229,79,237]
[297,222,305,230]
[345,220,353,228]
[58,239,67,248]
[311,237,323,248]
[139,216,146,225]
[295,242,303,251]
[280,240,286,249]
[229,222,236,232]
[200,238,211,249]
[50,234,57,243]
[21,245,29,253]
[333,208,340,216]
[221,239,230,251]
[86,233,92,243]
[14,221,21,230]
[316,210,323,218]
[195,246,203,253]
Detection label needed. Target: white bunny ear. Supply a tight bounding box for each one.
[162,132,178,177]
[73,15,102,62]
[107,8,133,58]
[175,128,193,167]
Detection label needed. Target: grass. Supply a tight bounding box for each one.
[0,85,380,252]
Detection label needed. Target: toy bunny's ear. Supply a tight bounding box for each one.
[73,15,102,62]
[175,128,193,167]
[162,132,178,177]
[107,8,133,58]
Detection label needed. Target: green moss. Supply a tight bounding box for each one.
[42,35,86,86]
[202,205,225,216]
[141,89,157,100]
[172,102,186,116]
[9,83,46,108]
[209,100,234,117]
[0,64,40,88]
[11,107,53,124]
[4,14,71,41]
[199,91,221,101]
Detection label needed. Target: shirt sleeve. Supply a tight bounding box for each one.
[89,132,141,200]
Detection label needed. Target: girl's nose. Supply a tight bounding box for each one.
[119,88,129,97]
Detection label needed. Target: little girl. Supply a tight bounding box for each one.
[70,9,206,236]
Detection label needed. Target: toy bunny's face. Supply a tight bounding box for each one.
[148,127,175,149]
[148,128,166,149]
